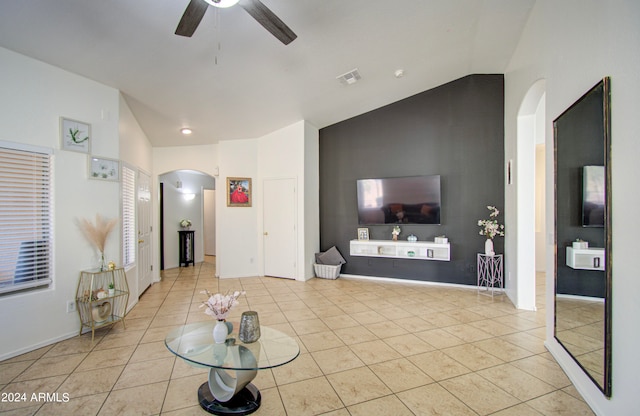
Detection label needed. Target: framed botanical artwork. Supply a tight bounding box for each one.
[89,156,120,181]
[60,117,91,153]
[357,227,369,241]
[227,177,252,207]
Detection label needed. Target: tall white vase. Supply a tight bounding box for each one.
[485,239,495,256]
[213,320,229,344]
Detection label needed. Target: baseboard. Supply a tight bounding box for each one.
[337,273,504,292]
[0,330,78,362]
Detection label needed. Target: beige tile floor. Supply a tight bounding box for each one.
[0,258,596,415]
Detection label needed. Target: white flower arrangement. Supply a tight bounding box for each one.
[200,289,246,320]
[478,206,505,239]
[392,226,401,236]
[179,219,192,228]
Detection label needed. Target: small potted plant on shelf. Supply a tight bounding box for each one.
[108,282,115,296]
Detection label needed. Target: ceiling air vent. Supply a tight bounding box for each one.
[336,68,362,85]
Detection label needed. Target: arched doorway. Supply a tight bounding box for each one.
[159,170,216,270]
[514,79,546,310]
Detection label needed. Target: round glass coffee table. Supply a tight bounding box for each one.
[165,321,299,415]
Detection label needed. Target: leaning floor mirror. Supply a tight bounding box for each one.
[554,77,611,396]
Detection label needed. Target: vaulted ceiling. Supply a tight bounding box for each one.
[0,0,535,146]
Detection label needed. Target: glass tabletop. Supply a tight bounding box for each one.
[165,321,300,371]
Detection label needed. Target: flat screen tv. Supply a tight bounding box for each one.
[582,165,605,227]
[356,175,441,225]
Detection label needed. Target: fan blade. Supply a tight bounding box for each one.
[175,0,208,37]
[238,0,297,45]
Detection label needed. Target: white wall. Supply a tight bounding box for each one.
[304,121,321,279]
[504,1,640,413]
[217,139,259,278]
[119,94,154,306]
[0,47,122,359]
[211,120,319,280]
[257,121,320,280]
[203,190,216,255]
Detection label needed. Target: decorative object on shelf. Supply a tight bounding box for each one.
[60,117,91,153]
[407,234,418,242]
[88,156,120,181]
[200,289,246,343]
[357,227,369,241]
[478,205,504,256]
[239,311,261,343]
[108,261,116,270]
[227,177,252,207]
[407,250,416,257]
[213,320,229,344]
[78,214,118,271]
[392,226,401,241]
[91,301,111,323]
[573,239,589,249]
[435,235,448,244]
[180,218,192,229]
[108,282,115,296]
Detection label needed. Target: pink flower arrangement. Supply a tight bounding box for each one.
[200,289,245,320]
[478,205,505,239]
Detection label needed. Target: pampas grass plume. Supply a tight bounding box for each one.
[79,214,118,253]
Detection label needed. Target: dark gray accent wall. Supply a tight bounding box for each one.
[319,74,504,285]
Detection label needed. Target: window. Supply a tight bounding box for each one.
[122,165,136,268]
[0,142,53,295]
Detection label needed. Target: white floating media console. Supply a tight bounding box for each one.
[350,239,450,261]
[566,247,605,271]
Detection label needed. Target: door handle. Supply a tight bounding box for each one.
[138,239,144,244]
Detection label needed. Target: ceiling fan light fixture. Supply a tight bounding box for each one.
[205,0,239,8]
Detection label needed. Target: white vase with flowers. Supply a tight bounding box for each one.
[200,289,246,343]
[478,206,505,256]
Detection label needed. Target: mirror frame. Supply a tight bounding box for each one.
[553,77,612,397]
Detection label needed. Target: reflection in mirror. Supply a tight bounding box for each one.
[554,77,611,396]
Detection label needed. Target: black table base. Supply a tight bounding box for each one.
[198,382,261,415]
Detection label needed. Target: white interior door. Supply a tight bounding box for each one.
[263,178,296,279]
[138,171,152,293]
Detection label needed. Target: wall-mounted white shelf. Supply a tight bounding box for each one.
[566,247,605,271]
[350,239,450,261]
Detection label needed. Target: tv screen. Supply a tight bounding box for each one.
[356,175,441,225]
[582,165,604,227]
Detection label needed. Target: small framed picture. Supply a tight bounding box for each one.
[227,177,252,207]
[60,117,91,154]
[89,156,120,181]
[357,227,369,241]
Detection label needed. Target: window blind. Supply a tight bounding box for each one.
[0,144,53,294]
[122,165,136,268]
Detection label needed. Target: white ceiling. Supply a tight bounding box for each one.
[0,0,535,147]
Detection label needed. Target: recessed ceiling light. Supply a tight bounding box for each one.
[180,128,193,135]
[394,69,405,78]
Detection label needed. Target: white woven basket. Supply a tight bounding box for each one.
[314,263,342,279]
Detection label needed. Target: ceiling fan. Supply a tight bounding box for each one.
[175,0,297,45]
